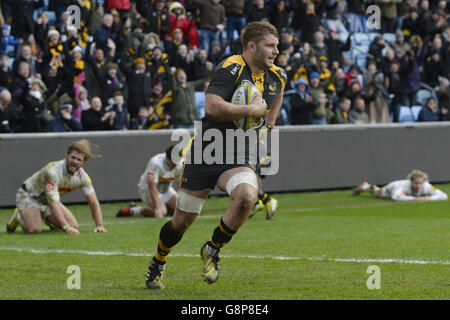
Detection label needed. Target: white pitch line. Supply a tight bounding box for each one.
[0,247,448,266]
[78,202,396,227]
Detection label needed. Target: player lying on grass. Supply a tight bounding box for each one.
[6,139,107,235]
[353,169,448,202]
[116,145,183,218]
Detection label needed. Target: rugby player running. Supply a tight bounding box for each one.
[145,21,286,289]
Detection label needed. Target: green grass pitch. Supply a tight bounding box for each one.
[0,185,449,300]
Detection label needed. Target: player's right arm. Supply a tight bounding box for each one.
[146,167,166,218]
[45,170,79,235]
[205,59,267,121]
[148,180,167,218]
[205,93,267,121]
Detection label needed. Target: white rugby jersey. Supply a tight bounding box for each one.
[137,153,183,193]
[382,179,448,201]
[22,159,95,204]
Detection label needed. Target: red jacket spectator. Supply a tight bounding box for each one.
[107,0,130,12]
[168,1,199,49]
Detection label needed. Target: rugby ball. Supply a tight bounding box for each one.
[231,81,263,131]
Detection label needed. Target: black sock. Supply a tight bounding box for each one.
[209,218,237,249]
[154,220,183,263]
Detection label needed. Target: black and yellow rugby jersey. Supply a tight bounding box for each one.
[203,54,287,132]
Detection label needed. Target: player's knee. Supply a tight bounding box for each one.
[24,226,42,234]
[233,188,257,213]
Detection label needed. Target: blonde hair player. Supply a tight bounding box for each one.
[353,169,448,202]
[6,139,108,235]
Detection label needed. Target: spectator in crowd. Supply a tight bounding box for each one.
[363,60,390,123]
[289,77,314,125]
[350,97,370,124]
[120,56,152,120]
[49,103,83,132]
[417,97,441,121]
[0,54,13,89]
[102,62,128,106]
[192,0,225,54]
[224,0,248,47]
[5,0,42,40]
[95,14,121,57]
[168,1,199,50]
[20,78,52,132]
[142,0,172,40]
[130,105,152,130]
[402,7,421,39]
[106,90,129,130]
[13,43,40,77]
[81,96,115,131]
[0,0,449,133]
[326,29,352,69]
[247,0,271,23]
[168,62,212,128]
[1,24,20,56]
[333,96,352,124]
[393,30,412,58]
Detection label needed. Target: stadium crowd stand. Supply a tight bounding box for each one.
[0,0,449,133]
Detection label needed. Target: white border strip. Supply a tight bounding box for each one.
[0,247,448,266]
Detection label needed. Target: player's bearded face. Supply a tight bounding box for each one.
[66,150,86,174]
[253,34,279,69]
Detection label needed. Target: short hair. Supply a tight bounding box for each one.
[67,139,101,161]
[113,90,123,97]
[165,144,183,162]
[407,169,428,182]
[241,21,278,49]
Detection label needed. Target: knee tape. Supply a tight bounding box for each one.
[176,190,206,214]
[225,171,259,196]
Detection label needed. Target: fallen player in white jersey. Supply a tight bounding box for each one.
[116,145,183,218]
[7,139,107,235]
[353,169,448,202]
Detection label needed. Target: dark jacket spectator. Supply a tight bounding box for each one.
[81,97,115,131]
[326,29,351,68]
[418,98,441,122]
[5,0,43,39]
[50,103,83,132]
[289,78,314,125]
[120,56,152,119]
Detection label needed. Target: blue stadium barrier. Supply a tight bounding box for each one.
[347,13,368,33]
[382,33,396,44]
[411,106,423,122]
[398,106,414,122]
[416,89,433,106]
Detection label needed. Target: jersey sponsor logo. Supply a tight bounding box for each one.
[230,64,240,75]
[159,176,175,182]
[46,181,55,192]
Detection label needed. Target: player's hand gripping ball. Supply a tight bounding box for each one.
[231,80,265,131]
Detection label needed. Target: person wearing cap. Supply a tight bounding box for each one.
[168,1,199,49]
[49,103,83,132]
[308,71,332,125]
[289,77,314,125]
[1,24,21,56]
[393,30,412,58]
[119,55,152,119]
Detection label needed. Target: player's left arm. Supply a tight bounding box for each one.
[424,183,448,201]
[265,91,284,127]
[85,192,107,232]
